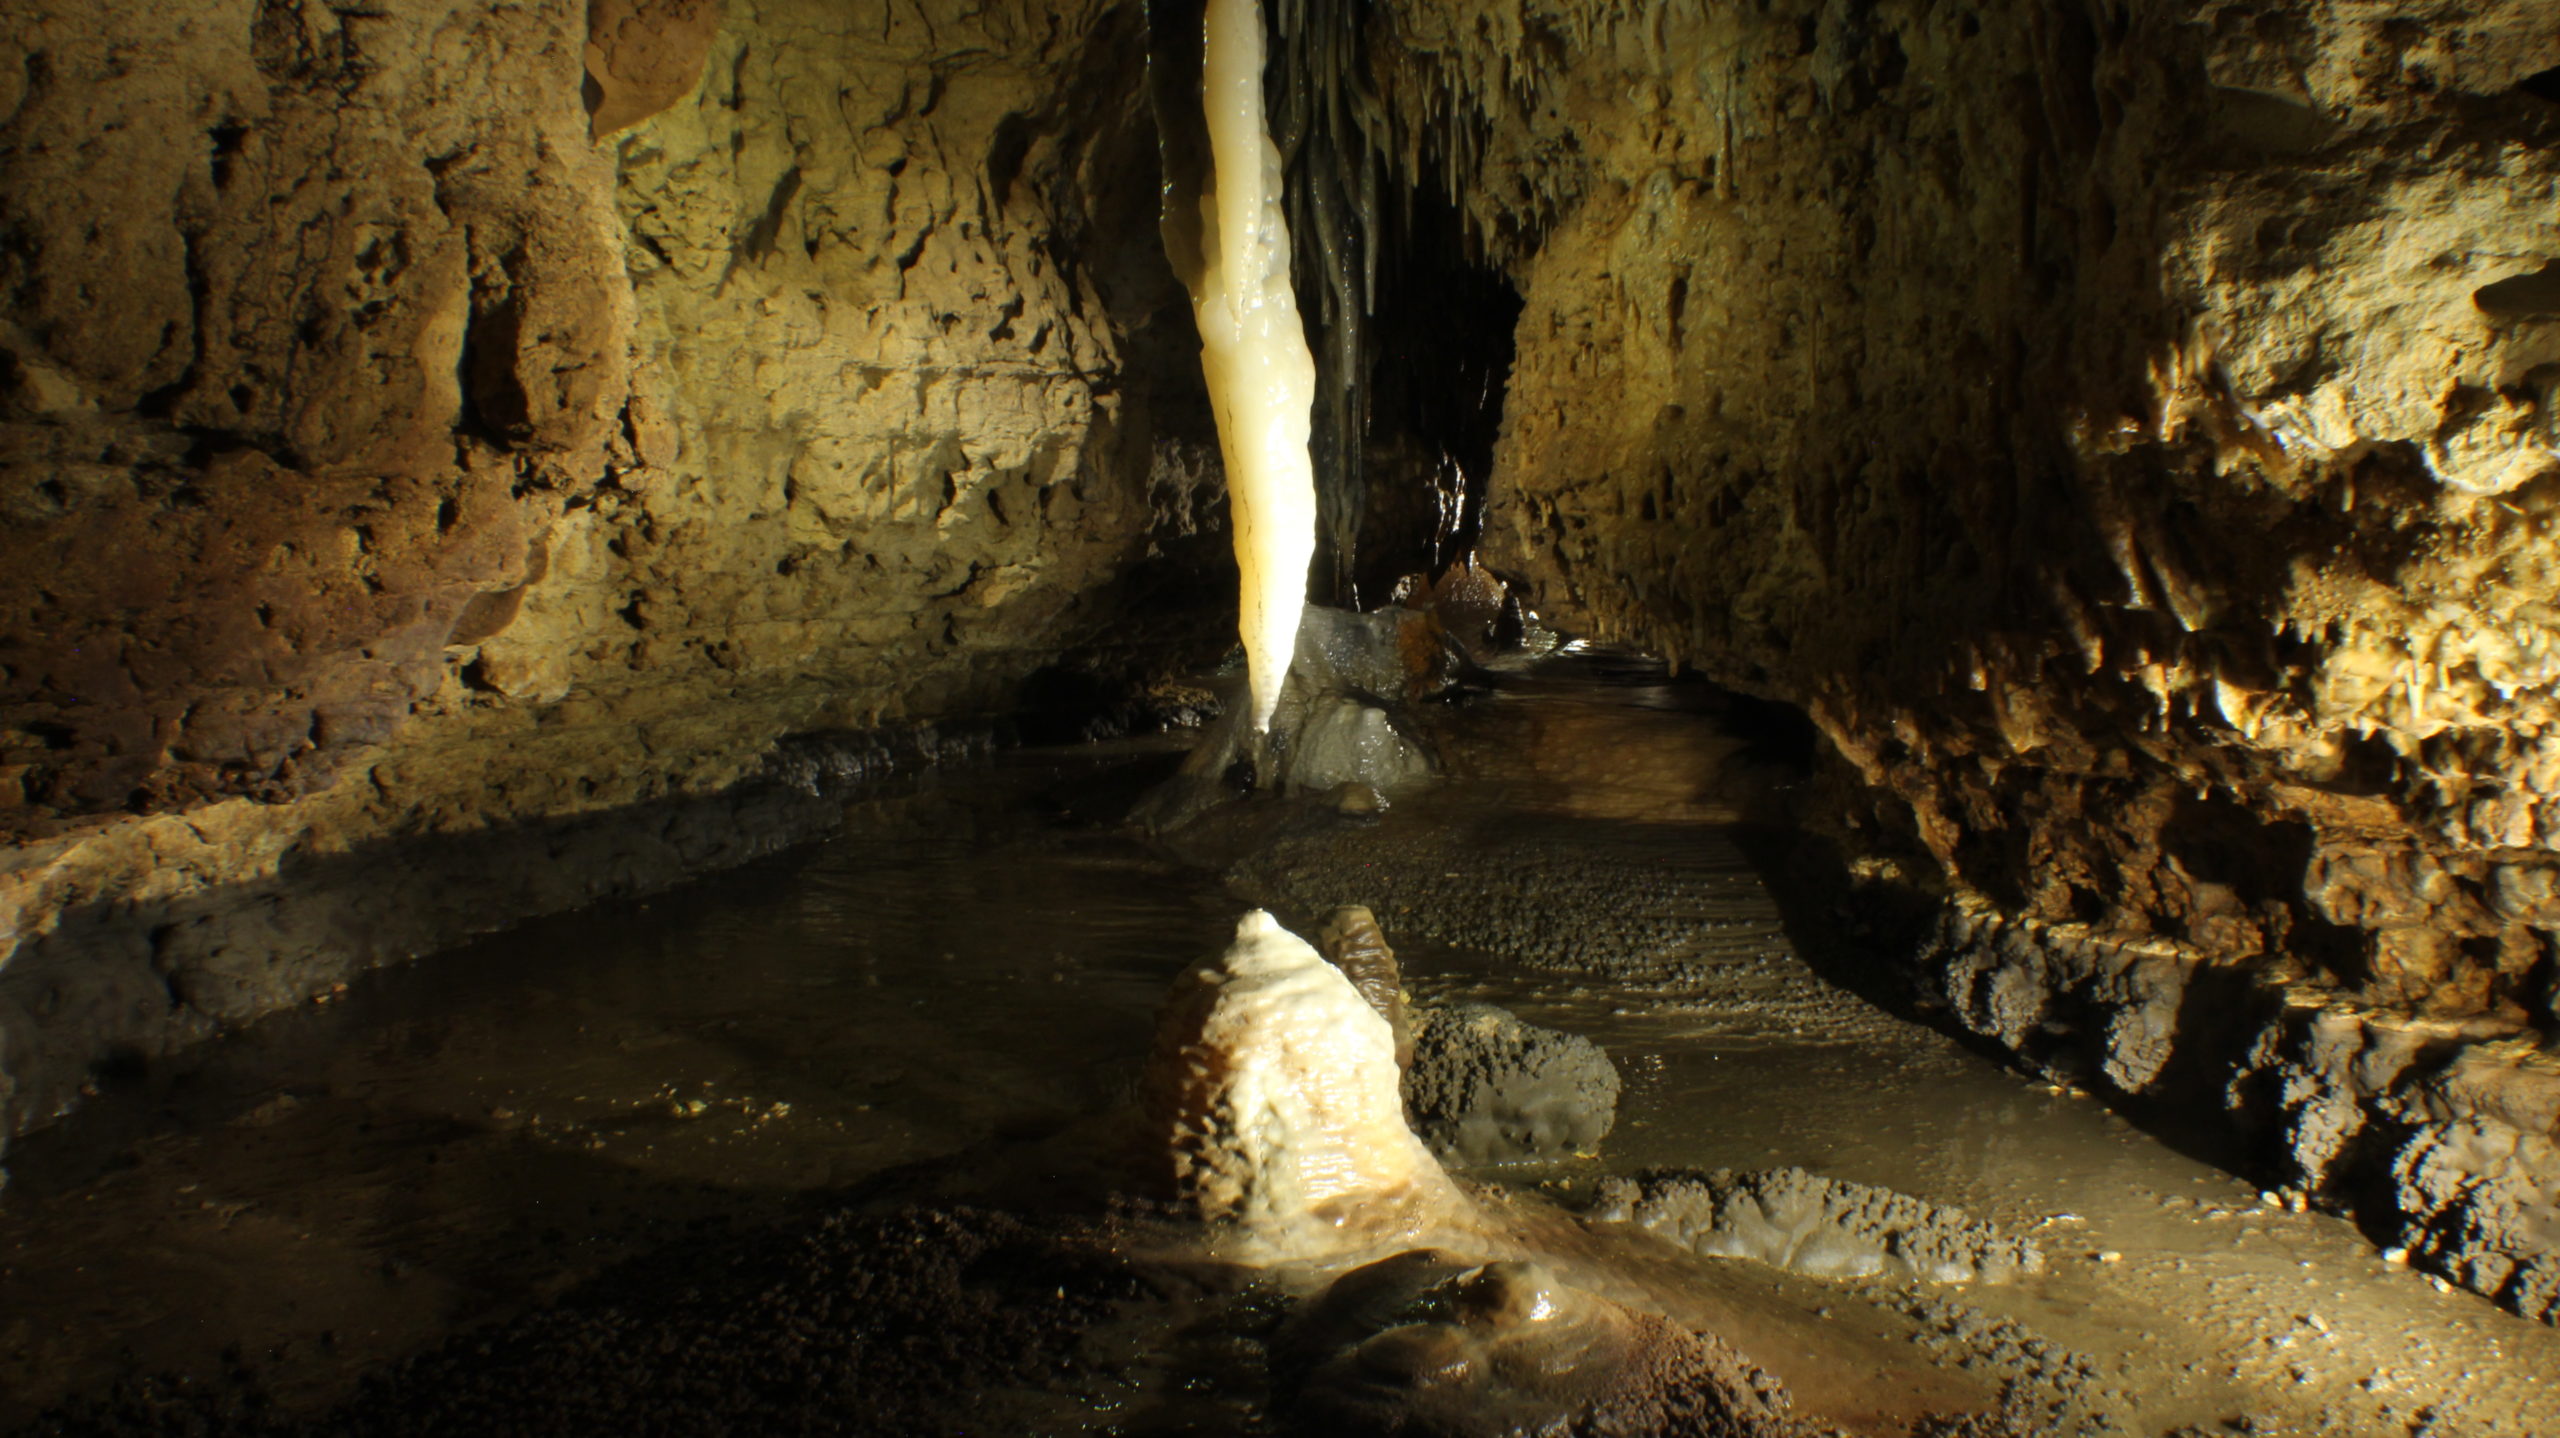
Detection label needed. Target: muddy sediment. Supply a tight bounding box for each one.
[1589,1168,2042,1287]
[1405,1002,1623,1167]
[33,1208,1149,1438]
[7,680,2560,1437]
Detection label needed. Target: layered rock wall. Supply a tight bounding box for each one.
[0,0,1216,1146]
[1363,0,2560,1315]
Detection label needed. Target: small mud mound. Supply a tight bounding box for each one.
[1273,1248,1806,1438]
[1405,1002,1622,1165]
[27,1207,1149,1438]
[1591,1168,2044,1285]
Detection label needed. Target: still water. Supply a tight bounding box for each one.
[2,668,2554,1435]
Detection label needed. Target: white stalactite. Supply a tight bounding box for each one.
[1190,0,1319,733]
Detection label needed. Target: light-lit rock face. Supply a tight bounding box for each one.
[12,0,2560,1327]
[1359,0,2560,1315]
[1145,910,1475,1264]
[0,0,1222,1142]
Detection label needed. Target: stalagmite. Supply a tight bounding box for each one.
[1144,910,1473,1263]
[1182,0,1320,734]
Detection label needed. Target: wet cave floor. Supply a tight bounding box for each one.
[3,657,2557,1437]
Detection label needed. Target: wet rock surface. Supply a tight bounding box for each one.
[1234,819,1789,982]
[1916,894,2560,1324]
[1320,904,1415,1069]
[9,693,2560,1436]
[1275,1249,1803,1438]
[12,0,2560,1349]
[1589,1169,2043,1287]
[1405,1002,1622,1167]
[1881,1289,2118,1438]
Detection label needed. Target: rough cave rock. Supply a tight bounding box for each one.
[7,0,2560,1324]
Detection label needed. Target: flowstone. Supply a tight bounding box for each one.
[1318,904,1415,1069]
[1135,910,1815,1434]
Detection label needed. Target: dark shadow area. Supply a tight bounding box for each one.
[1344,175,1525,605]
[0,718,1134,1178]
[1732,813,2299,1186]
[1727,822,1971,1034]
[15,1185,1186,1438]
[0,745,1246,1434]
[2475,259,2560,321]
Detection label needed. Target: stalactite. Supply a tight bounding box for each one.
[1150,0,1321,733]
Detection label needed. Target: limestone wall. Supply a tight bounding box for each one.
[0,0,1217,1145]
[1366,0,2560,1315]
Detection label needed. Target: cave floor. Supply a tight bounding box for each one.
[1,660,2555,1437]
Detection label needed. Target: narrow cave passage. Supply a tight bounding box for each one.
[5,2,2560,1437]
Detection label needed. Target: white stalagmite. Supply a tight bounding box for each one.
[1144,910,1473,1262]
[1190,0,1319,733]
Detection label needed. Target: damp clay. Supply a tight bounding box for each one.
[1143,909,1477,1265]
[1590,1169,2045,1286]
[1406,1002,1624,1167]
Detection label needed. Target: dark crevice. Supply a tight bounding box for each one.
[986,113,1034,209]
[2476,259,2560,321]
[733,165,804,268]
[207,123,250,189]
[1336,172,1522,603]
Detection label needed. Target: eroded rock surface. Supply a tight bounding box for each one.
[0,0,1221,1146]
[1343,0,2560,1316]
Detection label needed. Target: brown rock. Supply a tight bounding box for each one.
[585,0,725,139]
[1318,904,1413,1069]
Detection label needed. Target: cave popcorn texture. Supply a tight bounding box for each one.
[1185,0,1321,734]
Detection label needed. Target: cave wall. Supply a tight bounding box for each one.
[1363,0,2560,1316]
[0,0,1215,1147]
[14,0,2560,1325]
